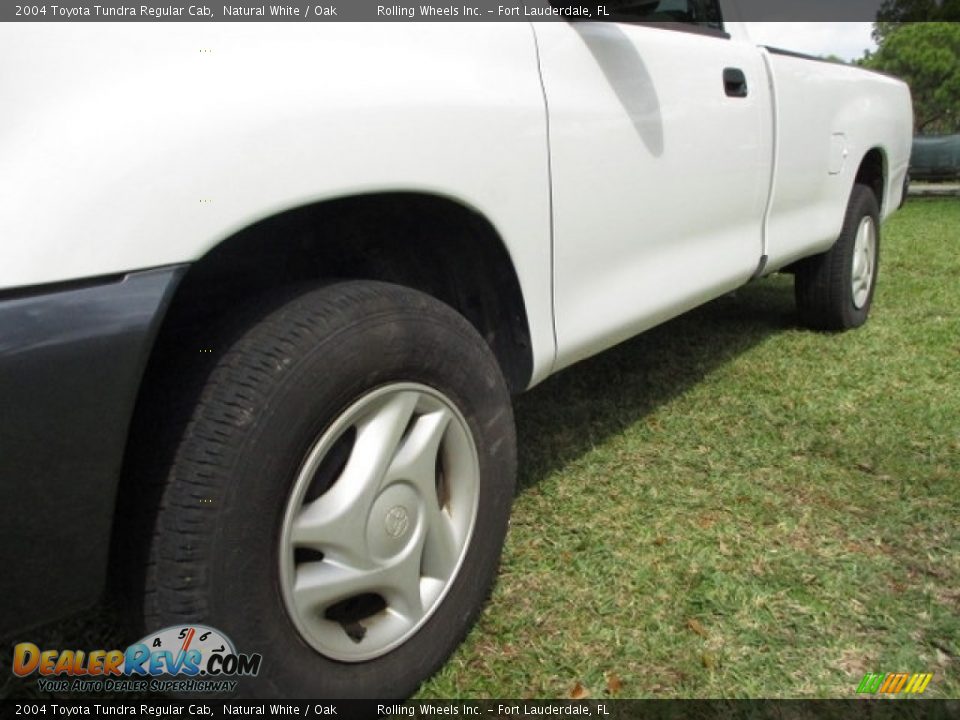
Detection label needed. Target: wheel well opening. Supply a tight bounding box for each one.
[150,192,532,393]
[856,148,886,213]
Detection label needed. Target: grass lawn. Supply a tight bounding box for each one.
[3,198,957,700]
[420,197,960,699]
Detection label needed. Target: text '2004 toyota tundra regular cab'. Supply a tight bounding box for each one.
[0,4,911,697]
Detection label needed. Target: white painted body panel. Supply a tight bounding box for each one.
[0,19,913,389]
[760,50,913,270]
[533,21,773,370]
[0,23,557,383]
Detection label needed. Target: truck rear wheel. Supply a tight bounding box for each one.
[143,280,516,698]
[795,183,881,331]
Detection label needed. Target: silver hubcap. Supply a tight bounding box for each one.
[851,216,876,310]
[278,383,479,662]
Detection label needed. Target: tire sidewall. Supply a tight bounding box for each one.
[158,286,515,698]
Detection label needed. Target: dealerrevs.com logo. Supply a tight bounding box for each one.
[12,625,262,694]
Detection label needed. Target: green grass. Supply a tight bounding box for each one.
[3,199,958,701]
[419,197,960,699]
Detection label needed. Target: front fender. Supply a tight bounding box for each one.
[0,23,555,383]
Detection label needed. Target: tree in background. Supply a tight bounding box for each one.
[871,0,960,43]
[862,22,960,134]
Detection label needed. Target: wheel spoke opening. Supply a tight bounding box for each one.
[304,427,356,503]
[421,509,459,581]
[435,451,450,511]
[294,547,325,565]
[323,593,388,644]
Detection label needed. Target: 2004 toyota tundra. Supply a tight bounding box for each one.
[0,5,912,697]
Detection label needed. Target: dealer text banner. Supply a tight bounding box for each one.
[4,0,895,22]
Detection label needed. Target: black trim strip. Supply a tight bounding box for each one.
[0,265,186,302]
[591,18,729,38]
[629,20,729,39]
[0,272,127,301]
[763,45,905,81]
[763,45,839,64]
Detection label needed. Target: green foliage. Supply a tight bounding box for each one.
[874,0,939,43]
[864,22,960,134]
[873,0,960,43]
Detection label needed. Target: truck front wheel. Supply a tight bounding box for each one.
[142,280,516,698]
[795,183,881,331]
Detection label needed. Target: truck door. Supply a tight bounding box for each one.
[534,4,773,369]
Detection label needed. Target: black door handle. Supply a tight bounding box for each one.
[724,68,748,98]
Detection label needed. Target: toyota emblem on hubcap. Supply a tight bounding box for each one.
[384,506,410,538]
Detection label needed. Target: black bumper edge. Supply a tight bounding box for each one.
[0,265,188,638]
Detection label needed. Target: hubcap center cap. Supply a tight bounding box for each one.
[366,484,420,560]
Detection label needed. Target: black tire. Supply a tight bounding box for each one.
[795,183,881,331]
[142,280,516,698]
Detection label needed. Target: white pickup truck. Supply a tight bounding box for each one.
[0,6,912,698]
